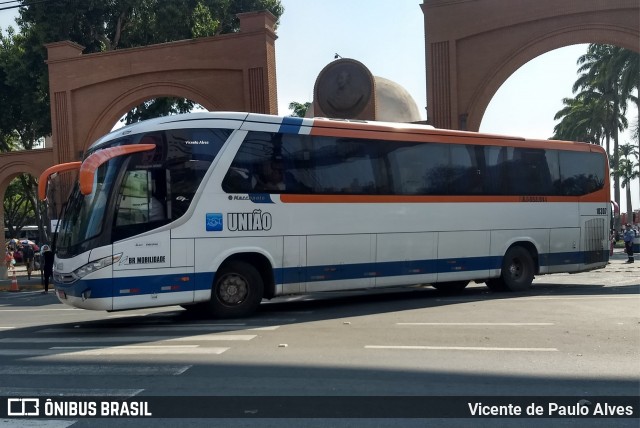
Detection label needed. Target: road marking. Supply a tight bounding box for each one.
[365,345,558,352]
[521,296,639,300]
[0,326,15,330]
[396,322,554,326]
[0,334,256,343]
[0,364,192,376]
[0,308,79,312]
[169,334,256,341]
[0,346,228,356]
[49,345,229,356]
[1,420,76,428]
[0,387,143,396]
[39,325,279,333]
[436,295,639,302]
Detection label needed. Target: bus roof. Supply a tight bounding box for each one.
[91,112,605,155]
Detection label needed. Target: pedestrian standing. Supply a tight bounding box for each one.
[41,245,54,293]
[22,244,35,280]
[623,223,636,263]
[5,249,15,274]
[609,229,616,257]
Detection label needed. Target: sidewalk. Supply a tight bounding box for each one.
[0,264,47,292]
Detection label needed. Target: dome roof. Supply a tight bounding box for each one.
[374,76,422,122]
[306,75,422,122]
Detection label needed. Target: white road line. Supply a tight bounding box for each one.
[39,325,279,333]
[396,322,554,326]
[0,308,79,312]
[0,387,143,396]
[0,326,16,329]
[0,346,228,356]
[0,364,192,376]
[1,419,76,428]
[365,345,558,352]
[521,296,639,300]
[169,334,256,341]
[438,295,639,302]
[0,334,256,343]
[51,345,229,356]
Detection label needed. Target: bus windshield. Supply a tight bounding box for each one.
[55,127,232,258]
[56,151,125,258]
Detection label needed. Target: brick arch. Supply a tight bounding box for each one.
[88,82,222,152]
[46,10,278,165]
[422,0,640,131]
[0,149,54,268]
[0,11,277,276]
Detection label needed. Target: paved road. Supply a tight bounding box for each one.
[0,252,638,427]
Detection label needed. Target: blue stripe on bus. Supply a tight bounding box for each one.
[278,117,304,134]
[54,251,606,300]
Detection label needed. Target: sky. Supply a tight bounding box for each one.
[1,0,638,207]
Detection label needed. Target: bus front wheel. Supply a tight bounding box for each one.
[209,261,264,318]
[489,246,534,292]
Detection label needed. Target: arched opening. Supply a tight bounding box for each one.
[480,44,639,211]
[111,97,208,132]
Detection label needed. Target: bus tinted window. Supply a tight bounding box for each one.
[223,132,380,194]
[559,151,605,196]
[223,131,606,198]
[113,128,230,241]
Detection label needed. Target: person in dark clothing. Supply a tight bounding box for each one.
[623,223,637,264]
[41,245,54,293]
[22,244,35,279]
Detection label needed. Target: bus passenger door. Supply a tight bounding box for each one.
[112,231,195,310]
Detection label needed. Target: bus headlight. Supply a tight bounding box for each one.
[73,253,122,279]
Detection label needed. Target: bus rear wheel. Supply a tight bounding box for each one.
[209,261,264,318]
[489,246,534,292]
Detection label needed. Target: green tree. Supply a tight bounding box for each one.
[10,0,284,127]
[288,101,311,118]
[612,144,640,224]
[613,48,640,158]
[553,45,637,229]
[552,93,607,145]
[3,175,37,239]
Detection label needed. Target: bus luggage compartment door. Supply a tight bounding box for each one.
[112,231,195,310]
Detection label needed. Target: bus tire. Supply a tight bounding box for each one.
[432,281,469,293]
[497,246,534,291]
[209,261,264,318]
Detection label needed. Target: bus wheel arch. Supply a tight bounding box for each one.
[488,242,538,292]
[208,253,273,318]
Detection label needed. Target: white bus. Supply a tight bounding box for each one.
[39,112,610,318]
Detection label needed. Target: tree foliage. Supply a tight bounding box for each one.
[552,44,639,226]
[288,101,311,118]
[612,144,640,224]
[3,174,37,238]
